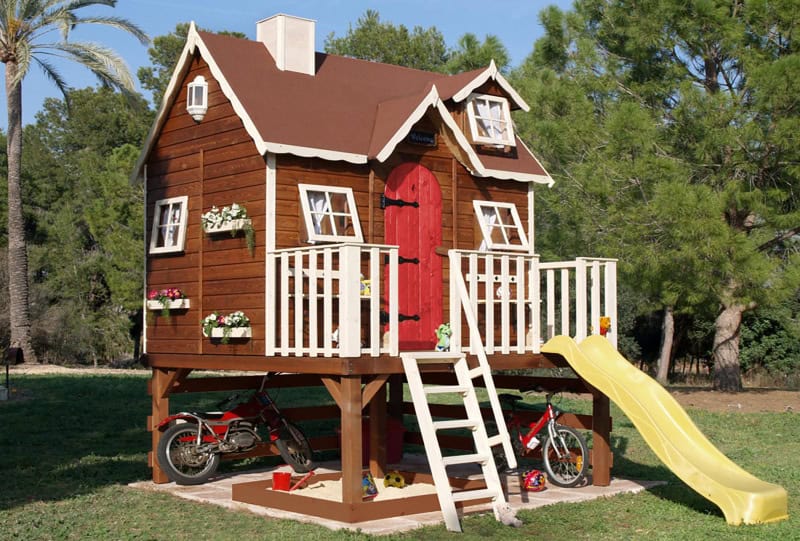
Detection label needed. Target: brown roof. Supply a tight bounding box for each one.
[134,28,552,184]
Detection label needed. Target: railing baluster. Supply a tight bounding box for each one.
[308,249,318,356]
[294,251,304,356]
[500,255,510,354]
[515,255,525,354]
[280,252,289,356]
[604,260,618,347]
[369,247,380,356]
[591,260,601,336]
[323,249,333,357]
[547,269,555,340]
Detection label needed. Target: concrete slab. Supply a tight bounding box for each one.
[129,456,664,535]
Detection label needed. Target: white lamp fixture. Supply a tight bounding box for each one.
[186,75,208,122]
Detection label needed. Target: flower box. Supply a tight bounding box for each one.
[147,299,190,311]
[203,327,252,339]
[202,218,252,234]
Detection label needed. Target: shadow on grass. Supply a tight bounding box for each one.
[1,373,342,511]
[0,374,154,510]
[610,434,725,520]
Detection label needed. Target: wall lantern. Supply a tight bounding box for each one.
[186,75,208,122]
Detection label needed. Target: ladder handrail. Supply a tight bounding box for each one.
[449,251,517,469]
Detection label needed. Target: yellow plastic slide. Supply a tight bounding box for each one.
[542,335,788,525]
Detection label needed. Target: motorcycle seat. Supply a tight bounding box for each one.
[196,411,227,420]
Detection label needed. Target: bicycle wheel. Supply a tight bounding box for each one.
[541,424,588,487]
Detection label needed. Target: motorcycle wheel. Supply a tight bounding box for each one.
[156,422,220,485]
[275,421,316,473]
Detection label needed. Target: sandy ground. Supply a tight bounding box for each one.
[4,363,798,413]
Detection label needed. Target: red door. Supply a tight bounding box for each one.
[384,163,443,350]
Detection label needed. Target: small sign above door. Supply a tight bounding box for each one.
[406,130,437,147]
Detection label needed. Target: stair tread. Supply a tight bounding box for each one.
[442,453,492,466]
[451,487,499,503]
[432,419,477,431]
[424,385,470,395]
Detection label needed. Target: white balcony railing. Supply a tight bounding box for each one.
[265,245,615,358]
[265,244,399,357]
[448,251,617,354]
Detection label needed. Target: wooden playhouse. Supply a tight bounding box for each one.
[134,13,618,526]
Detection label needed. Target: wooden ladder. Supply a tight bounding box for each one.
[400,351,516,532]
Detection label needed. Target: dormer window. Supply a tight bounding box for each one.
[466,94,515,147]
[473,200,528,252]
[298,184,364,243]
[186,75,208,122]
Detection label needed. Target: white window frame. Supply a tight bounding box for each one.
[473,200,529,252]
[466,93,516,147]
[149,196,189,254]
[298,184,364,243]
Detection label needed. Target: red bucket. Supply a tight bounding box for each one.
[272,471,291,491]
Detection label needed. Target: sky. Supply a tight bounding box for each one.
[7,0,573,126]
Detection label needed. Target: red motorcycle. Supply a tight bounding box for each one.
[156,374,315,485]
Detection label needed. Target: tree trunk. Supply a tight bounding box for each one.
[656,306,674,385]
[712,304,745,391]
[5,63,37,363]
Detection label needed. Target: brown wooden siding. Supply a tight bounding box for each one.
[145,53,266,357]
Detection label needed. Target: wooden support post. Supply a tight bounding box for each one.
[591,390,611,486]
[388,374,403,418]
[340,376,363,505]
[368,379,387,480]
[150,368,172,483]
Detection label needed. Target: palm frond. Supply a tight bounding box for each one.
[33,54,70,100]
[45,39,135,90]
[72,15,148,44]
[8,36,31,86]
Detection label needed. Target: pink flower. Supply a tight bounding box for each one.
[147,290,159,300]
[217,315,226,325]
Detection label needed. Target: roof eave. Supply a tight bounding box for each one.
[450,60,530,112]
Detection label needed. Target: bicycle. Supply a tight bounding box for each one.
[490,387,589,487]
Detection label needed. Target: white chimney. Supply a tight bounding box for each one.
[257,14,316,76]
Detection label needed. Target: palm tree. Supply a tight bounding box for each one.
[0,0,147,362]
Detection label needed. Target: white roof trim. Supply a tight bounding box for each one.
[450,60,530,112]
[373,85,441,162]
[263,141,367,164]
[131,22,200,182]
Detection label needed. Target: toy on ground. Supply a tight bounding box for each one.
[362,472,378,499]
[434,323,451,351]
[522,469,547,492]
[383,470,406,488]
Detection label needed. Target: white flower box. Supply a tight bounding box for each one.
[147,299,190,311]
[203,327,252,339]
[203,218,252,234]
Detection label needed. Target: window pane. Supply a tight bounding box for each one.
[169,204,182,225]
[193,86,205,105]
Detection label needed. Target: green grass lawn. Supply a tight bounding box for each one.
[1,373,797,540]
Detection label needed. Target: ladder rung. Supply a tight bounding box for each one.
[432,419,477,431]
[487,434,504,447]
[451,487,498,503]
[442,453,491,467]
[468,366,484,379]
[401,353,464,364]
[424,385,469,395]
